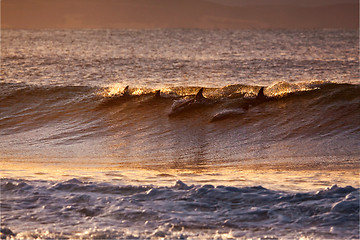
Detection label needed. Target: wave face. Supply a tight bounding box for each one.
[1,178,359,239]
[1,81,359,168]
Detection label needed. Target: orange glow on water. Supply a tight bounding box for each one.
[1,158,358,192]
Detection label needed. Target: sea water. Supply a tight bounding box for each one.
[1,29,359,239]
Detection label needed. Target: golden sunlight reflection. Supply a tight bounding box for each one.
[1,160,358,192]
[132,88,146,96]
[266,81,316,97]
[101,83,126,97]
[101,84,155,97]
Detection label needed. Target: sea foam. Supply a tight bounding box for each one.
[1,178,358,239]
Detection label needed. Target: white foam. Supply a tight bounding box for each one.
[1,178,358,239]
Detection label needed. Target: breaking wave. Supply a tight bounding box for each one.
[1,178,359,239]
[1,81,359,138]
[1,81,359,169]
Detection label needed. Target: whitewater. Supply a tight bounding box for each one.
[1,29,359,239]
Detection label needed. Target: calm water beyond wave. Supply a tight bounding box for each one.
[1,29,359,239]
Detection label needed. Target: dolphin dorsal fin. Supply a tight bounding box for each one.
[154,90,161,98]
[195,88,204,101]
[256,87,265,100]
[123,86,130,96]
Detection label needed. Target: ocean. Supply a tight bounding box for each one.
[1,29,359,239]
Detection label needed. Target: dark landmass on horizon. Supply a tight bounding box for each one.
[1,0,359,29]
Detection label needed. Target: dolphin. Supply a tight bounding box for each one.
[256,87,267,101]
[211,109,246,122]
[98,85,131,107]
[194,88,205,102]
[243,86,269,108]
[154,90,161,99]
[122,86,130,97]
[168,88,212,116]
[211,87,269,122]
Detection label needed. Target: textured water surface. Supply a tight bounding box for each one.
[1,29,359,239]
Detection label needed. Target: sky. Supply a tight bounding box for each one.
[1,0,359,29]
[208,0,358,7]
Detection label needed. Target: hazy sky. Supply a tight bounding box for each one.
[1,0,358,29]
[208,0,357,7]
